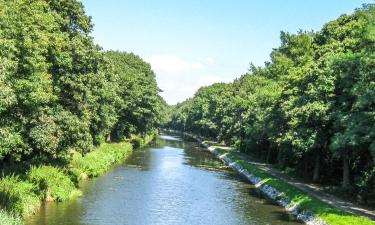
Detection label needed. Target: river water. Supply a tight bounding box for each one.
[26,134,301,225]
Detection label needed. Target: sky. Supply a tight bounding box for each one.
[81,0,373,105]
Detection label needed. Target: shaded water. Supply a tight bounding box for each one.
[26,134,301,225]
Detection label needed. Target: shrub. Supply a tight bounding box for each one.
[70,142,133,179]
[0,176,40,216]
[129,132,156,148]
[130,135,143,148]
[0,209,22,225]
[28,166,80,202]
[357,167,375,204]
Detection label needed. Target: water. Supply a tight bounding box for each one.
[26,134,301,225]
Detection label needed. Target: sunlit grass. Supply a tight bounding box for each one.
[0,176,40,216]
[0,209,22,225]
[0,134,155,223]
[223,152,375,225]
[28,166,81,202]
[70,142,133,179]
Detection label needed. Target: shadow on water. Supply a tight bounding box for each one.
[26,133,302,225]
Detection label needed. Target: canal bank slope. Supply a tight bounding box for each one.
[0,133,156,225]
[183,133,374,225]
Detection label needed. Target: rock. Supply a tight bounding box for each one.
[186,135,330,225]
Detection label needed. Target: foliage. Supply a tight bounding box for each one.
[28,166,80,202]
[0,138,147,222]
[69,142,133,178]
[0,0,165,161]
[0,209,22,225]
[0,0,164,221]
[166,4,375,203]
[0,176,40,216]
[222,150,374,225]
[105,51,166,140]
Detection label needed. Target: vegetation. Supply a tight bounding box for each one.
[0,138,146,224]
[219,149,374,225]
[0,209,22,225]
[0,0,165,164]
[166,4,375,206]
[70,141,133,179]
[28,166,80,202]
[1,0,373,224]
[0,176,40,216]
[0,0,164,223]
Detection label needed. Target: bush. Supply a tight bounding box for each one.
[0,141,136,221]
[28,166,80,202]
[129,132,156,148]
[0,176,40,216]
[70,142,133,179]
[0,209,22,225]
[142,132,156,146]
[357,167,375,205]
[223,151,375,225]
[130,135,143,148]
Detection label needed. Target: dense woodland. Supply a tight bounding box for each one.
[0,0,166,165]
[166,4,375,204]
[1,1,375,223]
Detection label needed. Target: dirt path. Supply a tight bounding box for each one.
[233,152,375,220]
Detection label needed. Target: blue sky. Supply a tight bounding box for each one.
[81,0,373,104]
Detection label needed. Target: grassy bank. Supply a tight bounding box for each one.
[0,133,155,225]
[0,209,22,225]
[69,142,133,180]
[214,147,374,225]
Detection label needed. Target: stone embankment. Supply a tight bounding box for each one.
[186,133,328,225]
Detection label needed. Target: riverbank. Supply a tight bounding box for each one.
[26,134,304,225]
[183,133,374,225]
[0,133,156,225]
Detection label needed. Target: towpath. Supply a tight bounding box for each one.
[231,151,375,220]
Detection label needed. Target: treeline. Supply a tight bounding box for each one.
[166,5,375,203]
[0,0,165,165]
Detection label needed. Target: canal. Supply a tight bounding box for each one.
[26,134,301,225]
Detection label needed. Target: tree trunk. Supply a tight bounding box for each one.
[266,148,272,164]
[303,156,309,180]
[277,149,284,168]
[106,133,111,142]
[8,156,14,167]
[342,150,350,189]
[313,153,320,183]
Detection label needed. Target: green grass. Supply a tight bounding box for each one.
[0,133,155,224]
[69,133,155,180]
[129,132,157,148]
[221,150,374,225]
[0,176,40,216]
[69,142,133,179]
[28,166,81,202]
[129,135,144,148]
[0,209,22,225]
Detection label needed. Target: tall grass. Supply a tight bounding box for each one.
[221,150,375,225]
[70,142,133,179]
[0,176,40,216]
[28,166,81,202]
[0,209,22,225]
[0,133,155,224]
[129,132,156,148]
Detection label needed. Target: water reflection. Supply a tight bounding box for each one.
[26,134,301,225]
[159,135,182,141]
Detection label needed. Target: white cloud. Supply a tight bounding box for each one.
[145,54,236,104]
[199,57,215,65]
[156,71,232,104]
